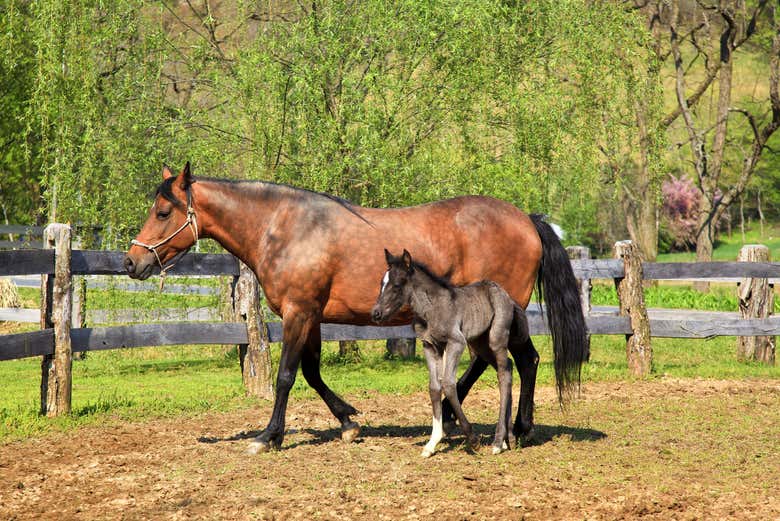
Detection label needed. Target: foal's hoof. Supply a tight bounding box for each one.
[247,440,271,455]
[442,420,457,436]
[341,421,360,444]
[491,441,509,455]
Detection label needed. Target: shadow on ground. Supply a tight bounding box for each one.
[197,422,606,450]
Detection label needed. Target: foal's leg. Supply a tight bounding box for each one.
[421,342,444,458]
[441,354,489,435]
[300,329,360,443]
[442,335,479,449]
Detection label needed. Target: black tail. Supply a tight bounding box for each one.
[530,214,588,405]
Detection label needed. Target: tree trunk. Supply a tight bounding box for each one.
[386,337,415,359]
[338,340,361,361]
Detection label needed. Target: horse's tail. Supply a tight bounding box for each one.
[530,214,588,406]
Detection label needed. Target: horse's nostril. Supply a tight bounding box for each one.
[124,256,135,273]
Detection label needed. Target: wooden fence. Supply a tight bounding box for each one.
[1,224,777,417]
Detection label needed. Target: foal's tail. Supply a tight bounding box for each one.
[530,214,588,406]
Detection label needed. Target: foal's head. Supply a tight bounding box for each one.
[125,163,199,280]
[371,249,414,323]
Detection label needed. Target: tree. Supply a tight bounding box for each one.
[667,0,780,289]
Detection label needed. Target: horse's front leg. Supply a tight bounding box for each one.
[421,342,444,457]
[248,305,317,454]
[300,330,360,443]
[442,335,479,450]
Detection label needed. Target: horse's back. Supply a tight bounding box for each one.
[324,195,542,322]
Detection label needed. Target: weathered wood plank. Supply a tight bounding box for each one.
[571,259,624,279]
[643,261,780,280]
[71,250,240,276]
[0,307,40,322]
[648,317,780,338]
[0,250,54,275]
[71,323,250,351]
[0,240,44,249]
[0,330,54,360]
[0,225,45,235]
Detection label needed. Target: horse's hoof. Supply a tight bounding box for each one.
[443,421,457,436]
[341,421,360,443]
[523,428,535,443]
[247,440,271,455]
[467,435,480,450]
[421,448,434,458]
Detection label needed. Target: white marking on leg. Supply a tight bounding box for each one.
[422,412,444,457]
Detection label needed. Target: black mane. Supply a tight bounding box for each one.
[411,260,456,296]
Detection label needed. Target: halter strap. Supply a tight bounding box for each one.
[131,188,199,290]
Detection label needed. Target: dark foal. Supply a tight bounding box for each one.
[373,249,530,456]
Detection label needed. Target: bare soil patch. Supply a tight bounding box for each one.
[2,378,779,520]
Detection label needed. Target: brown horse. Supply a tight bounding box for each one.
[125,163,587,453]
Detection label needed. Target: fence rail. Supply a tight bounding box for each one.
[0,224,777,416]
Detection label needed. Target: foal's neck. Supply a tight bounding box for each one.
[408,268,452,321]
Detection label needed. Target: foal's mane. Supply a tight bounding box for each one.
[410,260,456,297]
[155,175,372,226]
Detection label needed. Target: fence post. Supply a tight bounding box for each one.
[40,223,73,416]
[613,240,652,377]
[737,245,776,364]
[567,245,591,362]
[234,262,274,399]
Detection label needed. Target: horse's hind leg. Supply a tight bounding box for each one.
[421,342,444,457]
[510,336,539,443]
[441,354,489,435]
[300,333,360,443]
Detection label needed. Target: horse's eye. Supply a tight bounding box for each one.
[156,210,171,220]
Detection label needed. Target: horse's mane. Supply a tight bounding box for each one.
[155,175,372,226]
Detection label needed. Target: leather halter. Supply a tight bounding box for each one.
[130,188,198,290]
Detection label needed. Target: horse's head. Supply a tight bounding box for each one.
[371,248,414,323]
[124,163,199,280]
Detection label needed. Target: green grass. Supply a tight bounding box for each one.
[656,225,780,262]
[2,334,778,442]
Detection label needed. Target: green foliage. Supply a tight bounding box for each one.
[4,0,657,246]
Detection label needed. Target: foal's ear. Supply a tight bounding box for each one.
[178,161,194,189]
[384,248,393,265]
[402,249,412,270]
[162,164,175,180]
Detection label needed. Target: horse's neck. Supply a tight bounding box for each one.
[196,180,282,268]
[409,270,451,322]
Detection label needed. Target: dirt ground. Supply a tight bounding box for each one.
[2,378,779,521]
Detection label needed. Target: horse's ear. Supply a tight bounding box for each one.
[402,249,412,270]
[384,248,393,264]
[179,161,194,189]
[162,165,175,180]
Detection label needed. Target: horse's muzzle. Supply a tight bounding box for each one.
[124,253,154,280]
[371,306,384,324]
